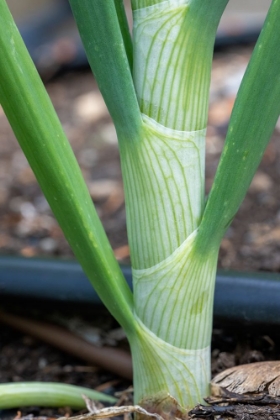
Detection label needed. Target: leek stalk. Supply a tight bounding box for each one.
[69,0,230,412]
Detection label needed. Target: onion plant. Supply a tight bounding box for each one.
[0,0,280,416]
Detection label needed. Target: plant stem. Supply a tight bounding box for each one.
[121,120,206,269]
[128,235,219,411]
[132,0,216,131]
[122,0,227,411]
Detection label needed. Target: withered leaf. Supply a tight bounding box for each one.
[211,361,280,397]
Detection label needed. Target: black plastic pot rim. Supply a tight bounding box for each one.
[0,255,279,326]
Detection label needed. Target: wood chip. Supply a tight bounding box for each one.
[211,361,280,397]
[189,403,280,419]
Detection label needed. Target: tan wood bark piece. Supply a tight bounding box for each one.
[211,361,280,397]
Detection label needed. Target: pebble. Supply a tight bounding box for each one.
[98,123,118,145]
[249,171,273,192]
[78,148,98,168]
[20,202,37,219]
[39,237,58,253]
[74,91,108,123]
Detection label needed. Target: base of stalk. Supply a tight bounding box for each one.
[138,392,189,420]
[129,316,211,414]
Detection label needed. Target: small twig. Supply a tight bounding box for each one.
[0,310,132,379]
[189,403,236,418]
[114,386,134,406]
[58,397,164,420]
[206,387,280,405]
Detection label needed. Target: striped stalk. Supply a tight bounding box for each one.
[121,117,205,269]
[118,0,227,412]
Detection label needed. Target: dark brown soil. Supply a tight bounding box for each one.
[0,45,280,419]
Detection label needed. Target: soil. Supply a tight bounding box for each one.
[0,45,280,419]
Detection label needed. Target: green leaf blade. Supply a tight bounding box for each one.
[0,0,135,333]
[196,0,280,253]
[69,0,141,139]
[0,382,116,409]
[114,0,133,71]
